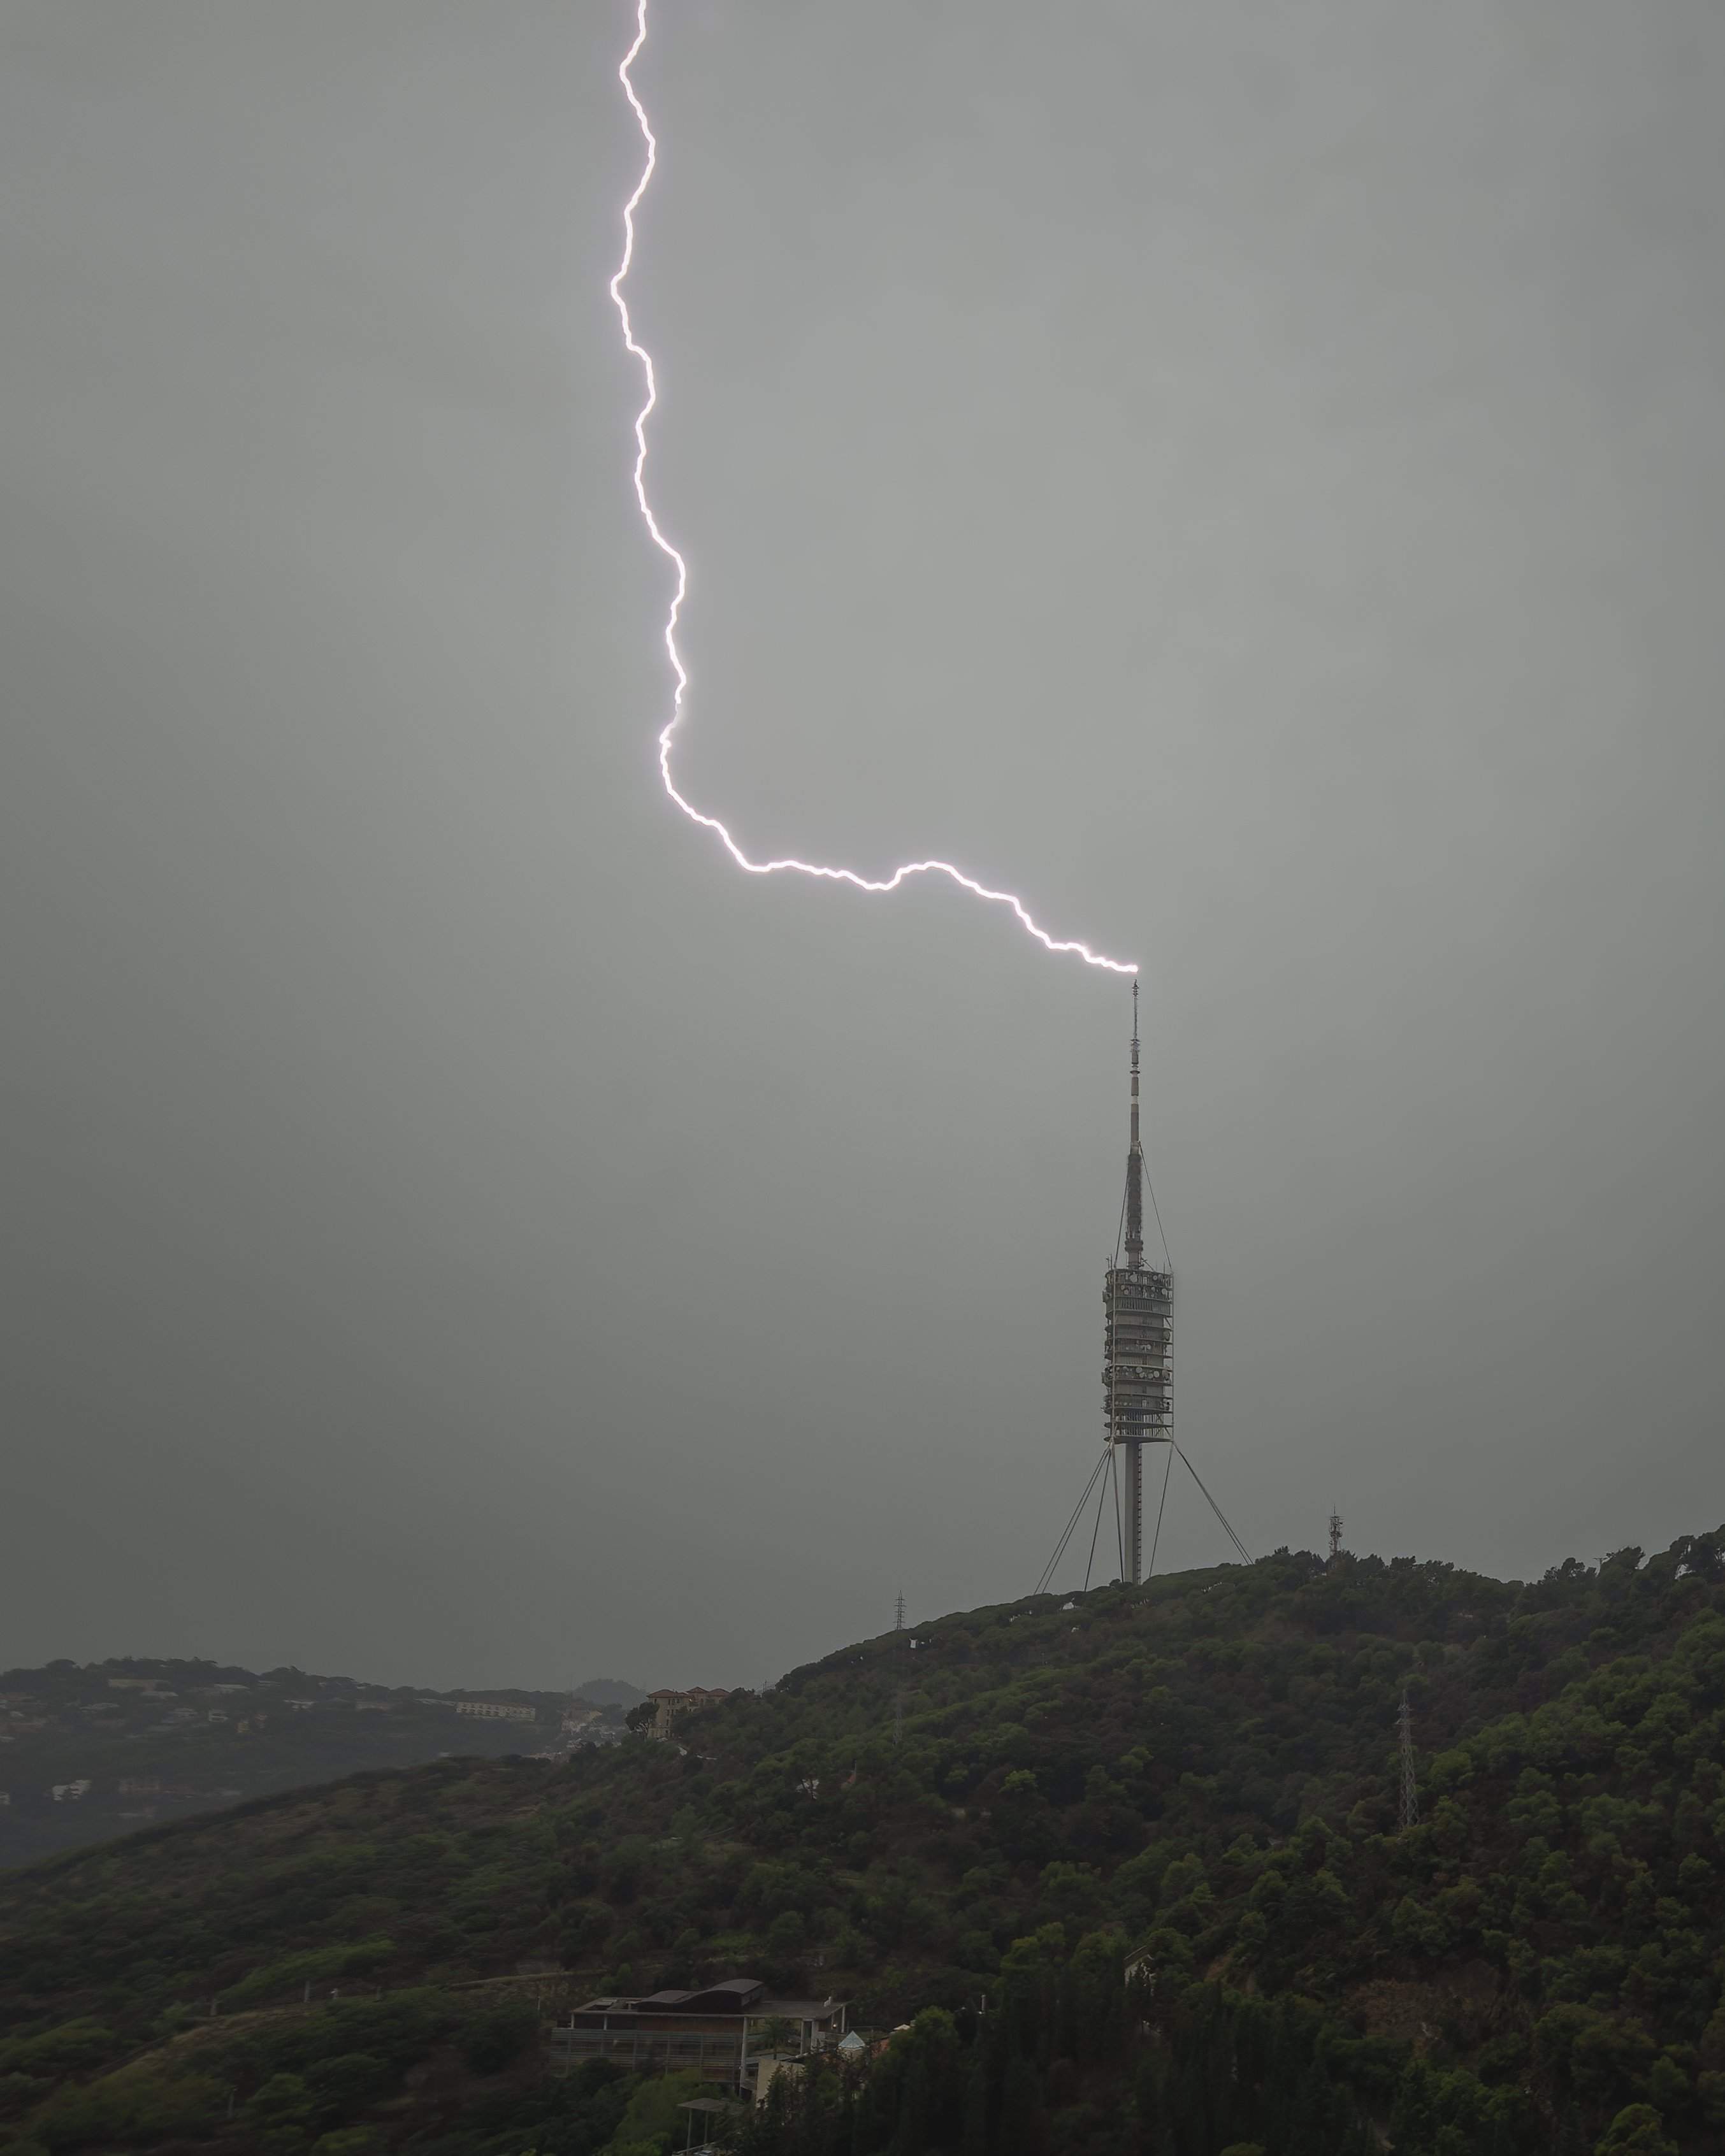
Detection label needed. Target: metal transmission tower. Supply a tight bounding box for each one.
[1328,1510,1344,1565]
[1104,982,1172,1583]
[1397,1688,1420,1830]
[1037,988,1247,1598]
[893,1590,906,1632]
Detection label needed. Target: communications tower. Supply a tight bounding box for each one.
[1104,982,1172,1582]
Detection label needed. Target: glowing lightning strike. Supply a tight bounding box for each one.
[610,0,1136,977]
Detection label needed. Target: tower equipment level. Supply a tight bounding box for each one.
[1104,981,1171,1583]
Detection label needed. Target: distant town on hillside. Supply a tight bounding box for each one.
[0,1657,649,1869]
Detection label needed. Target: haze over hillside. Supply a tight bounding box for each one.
[0,1658,644,1870]
[570,1680,649,1711]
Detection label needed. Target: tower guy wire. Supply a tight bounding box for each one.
[1174,1445,1254,1565]
[1036,1447,1113,1597]
[1146,1442,1174,1581]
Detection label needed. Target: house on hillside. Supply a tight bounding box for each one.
[454,1700,536,1722]
[648,1686,730,1739]
[551,1977,846,2094]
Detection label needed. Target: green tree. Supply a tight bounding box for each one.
[1594,2104,1678,2156]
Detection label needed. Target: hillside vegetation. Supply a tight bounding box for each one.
[1,1530,1722,2155]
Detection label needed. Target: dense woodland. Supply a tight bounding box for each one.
[1,1530,1722,2155]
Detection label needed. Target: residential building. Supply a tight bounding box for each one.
[454,1701,537,1722]
[649,1687,731,1740]
[551,1978,846,2093]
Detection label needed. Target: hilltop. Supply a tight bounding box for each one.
[0,1658,639,1870]
[570,1682,649,1712]
[0,1530,1721,2154]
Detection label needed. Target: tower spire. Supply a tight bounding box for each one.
[1125,980,1144,1268]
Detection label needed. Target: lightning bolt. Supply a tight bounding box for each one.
[610,0,1137,977]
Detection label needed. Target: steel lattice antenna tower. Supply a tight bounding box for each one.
[893,1590,906,1632]
[1397,1688,1420,1830]
[1104,982,1172,1582]
[1328,1509,1344,1565]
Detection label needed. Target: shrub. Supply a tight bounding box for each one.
[220,1937,396,2011]
[459,2000,538,2076]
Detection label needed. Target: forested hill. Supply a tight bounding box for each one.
[1,1531,1722,2155]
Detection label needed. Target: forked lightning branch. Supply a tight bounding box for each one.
[609,0,1137,978]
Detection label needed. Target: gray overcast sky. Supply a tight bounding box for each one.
[3,2,1721,1691]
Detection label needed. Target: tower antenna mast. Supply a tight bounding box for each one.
[1126,980,1144,1267]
